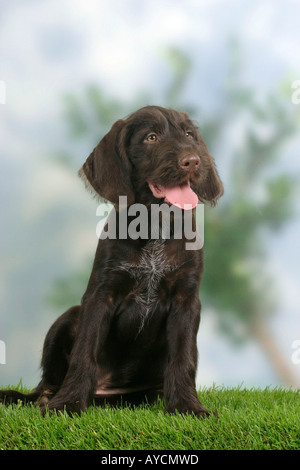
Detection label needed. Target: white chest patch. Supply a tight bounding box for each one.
[118,241,178,329]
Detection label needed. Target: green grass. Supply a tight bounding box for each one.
[0,386,299,450]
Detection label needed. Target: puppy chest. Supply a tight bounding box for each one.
[118,242,177,309]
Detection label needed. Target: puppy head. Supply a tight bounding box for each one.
[79,106,223,208]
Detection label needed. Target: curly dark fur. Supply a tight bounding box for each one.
[0,106,223,417]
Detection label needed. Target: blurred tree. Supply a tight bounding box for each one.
[47,45,299,387]
[201,40,299,387]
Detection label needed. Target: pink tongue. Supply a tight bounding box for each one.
[165,184,198,209]
[149,182,198,209]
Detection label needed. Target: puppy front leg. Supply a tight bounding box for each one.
[43,298,113,415]
[164,297,216,418]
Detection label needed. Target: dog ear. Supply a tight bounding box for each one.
[79,119,134,206]
[197,154,224,206]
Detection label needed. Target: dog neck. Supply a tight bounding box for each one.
[111,203,197,243]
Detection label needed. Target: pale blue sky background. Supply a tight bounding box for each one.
[0,0,299,388]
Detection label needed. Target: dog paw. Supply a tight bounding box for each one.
[166,402,218,419]
[40,397,86,417]
[194,407,218,419]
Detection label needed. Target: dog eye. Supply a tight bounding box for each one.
[145,133,158,143]
[186,131,193,139]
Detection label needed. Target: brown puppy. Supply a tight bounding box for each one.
[0,106,223,417]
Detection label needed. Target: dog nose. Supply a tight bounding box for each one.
[179,155,200,171]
